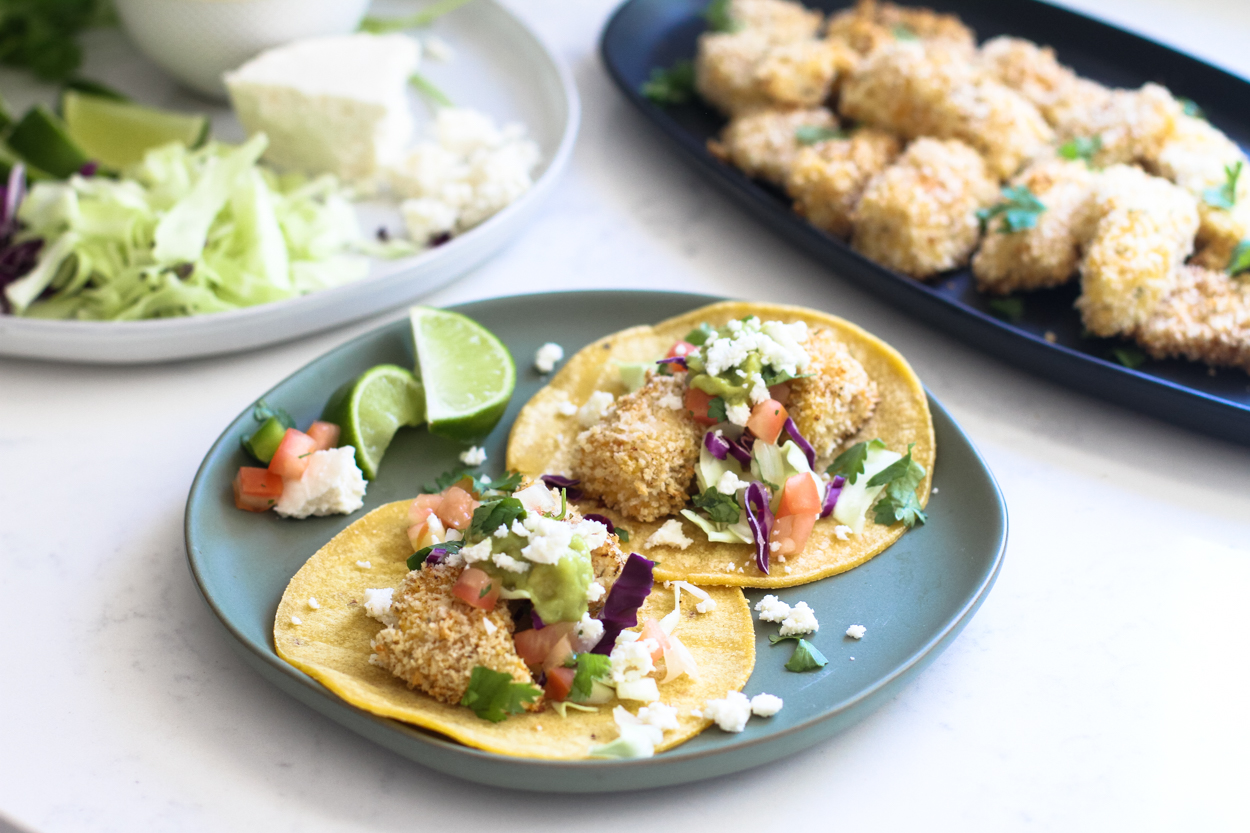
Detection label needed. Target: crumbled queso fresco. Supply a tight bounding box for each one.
[779,601,819,636]
[578,391,615,428]
[750,693,784,717]
[845,624,867,640]
[754,594,791,623]
[702,691,752,733]
[459,445,487,466]
[274,447,367,519]
[534,342,564,373]
[362,587,396,626]
[645,518,694,550]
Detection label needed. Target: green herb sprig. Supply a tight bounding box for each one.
[826,438,886,485]
[1203,161,1242,210]
[976,185,1046,234]
[692,487,742,524]
[868,442,928,528]
[1228,240,1250,276]
[702,0,741,32]
[640,61,696,106]
[770,634,828,671]
[0,0,115,82]
[794,125,846,145]
[987,296,1025,323]
[1058,135,1102,166]
[460,666,541,722]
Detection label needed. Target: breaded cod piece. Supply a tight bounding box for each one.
[1149,114,1250,271]
[852,137,998,278]
[825,0,976,57]
[978,36,1078,118]
[838,41,1053,178]
[1049,81,1181,167]
[1134,265,1250,373]
[371,564,534,707]
[710,107,838,185]
[1076,165,1200,337]
[695,31,843,117]
[573,374,703,524]
[729,0,824,43]
[785,127,902,237]
[972,156,1098,294]
[786,327,880,460]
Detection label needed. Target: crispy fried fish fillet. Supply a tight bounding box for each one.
[728,0,824,43]
[825,0,975,57]
[371,564,534,707]
[838,41,1052,178]
[573,374,703,524]
[785,128,902,238]
[852,137,998,278]
[972,156,1098,294]
[695,31,844,117]
[710,107,839,185]
[1049,81,1181,167]
[787,327,880,460]
[978,36,1078,120]
[1134,265,1250,373]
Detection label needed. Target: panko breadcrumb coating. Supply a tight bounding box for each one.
[1134,265,1250,373]
[852,137,998,278]
[710,107,838,185]
[838,41,1052,178]
[972,156,1098,294]
[1049,81,1181,167]
[978,36,1078,123]
[785,128,902,238]
[825,0,975,57]
[786,327,880,460]
[371,564,534,707]
[729,0,824,43]
[573,374,703,524]
[694,32,843,117]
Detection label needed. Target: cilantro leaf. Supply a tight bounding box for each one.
[640,61,695,106]
[253,398,295,429]
[1228,240,1250,276]
[987,296,1025,323]
[1179,97,1205,120]
[472,470,522,495]
[569,653,613,701]
[407,540,463,570]
[424,464,472,494]
[771,635,828,671]
[409,72,453,108]
[685,323,716,346]
[795,125,846,145]
[976,185,1045,234]
[826,438,885,485]
[892,23,919,41]
[616,527,631,543]
[868,443,928,529]
[707,396,728,423]
[459,666,541,722]
[1057,135,1102,166]
[1203,161,1242,210]
[702,0,741,32]
[692,488,742,524]
[0,0,115,82]
[469,497,526,540]
[1110,345,1147,370]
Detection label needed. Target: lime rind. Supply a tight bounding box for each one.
[322,364,424,480]
[410,306,516,441]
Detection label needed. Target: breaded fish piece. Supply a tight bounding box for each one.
[371,564,534,707]
[1149,114,1250,271]
[785,127,902,237]
[710,107,838,185]
[972,156,1098,294]
[978,36,1078,118]
[573,374,703,524]
[1076,165,1199,337]
[728,0,824,43]
[852,137,998,278]
[1134,265,1250,373]
[826,0,975,57]
[1049,81,1181,166]
[838,41,1053,178]
[695,31,843,117]
[786,327,880,460]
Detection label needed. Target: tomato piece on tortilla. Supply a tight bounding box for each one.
[268,428,318,479]
[776,473,821,518]
[233,467,283,512]
[666,340,697,359]
[746,399,788,444]
[436,486,477,530]
[544,666,575,701]
[770,512,817,556]
[542,635,574,672]
[514,622,576,666]
[452,567,499,610]
[306,420,341,451]
[684,387,719,426]
[409,493,444,525]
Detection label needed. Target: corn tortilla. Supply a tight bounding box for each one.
[275,499,755,759]
[506,302,935,588]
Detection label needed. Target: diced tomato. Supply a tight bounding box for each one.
[666,340,698,359]
[513,622,576,666]
[770,512,817,556]
[233,467,283,512]
[543,635,574,672]
[639,618,672,663]
[777,473,821,518]
[409,493,444,525]
[684,387,719,426]
[452,567,500,610]
[746,399,788,444]
[436,486,477,530]
[769,381,792,405]
[306,420,340,451]
[268,428,318,479]
[544,666,576,702]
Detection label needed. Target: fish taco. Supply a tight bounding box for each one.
[507,302,934,588]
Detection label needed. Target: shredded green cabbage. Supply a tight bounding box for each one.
[4,134,369,320]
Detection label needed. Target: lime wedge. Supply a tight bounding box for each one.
[321,364,425,480]
[410,306,516,441]
[62,91,210,171]
[5,105,91,178]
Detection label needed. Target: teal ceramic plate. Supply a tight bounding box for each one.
[185,291,1007,793]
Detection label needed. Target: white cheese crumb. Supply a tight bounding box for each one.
[578,390,615,427]
[492,551,530,573]
[460,538,494,564]
[834,525,853,541]
[362,588,396,626]
[588,581,606,602]
[534,342,564,373]
[636,703,679,732]
[658,392,684,410]
[572,613,605,652]
[556,400,578,416]
[691,708,703,718]
[703,691,752,732]
[493,525,510,538]
[783,566,791,573]
[459,445,487,466]
[845,624,867,640]
[769,541,781,552]
[610,639,657,683]
[754,594,790,623]
[716,469,744,495]
[932,487,939,494]
[779,601,819,636]
[307,597,320,610]
[520,513,576,564]
[726,401,751,426]
[274,447,367,518]
[483,618,498,635]
[750,693,784,717]
[645,518,694,550]
[355,560,371,569]
[289,616,302,625]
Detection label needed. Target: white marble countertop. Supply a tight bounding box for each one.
[2,1,1249,831]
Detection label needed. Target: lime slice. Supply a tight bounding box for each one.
[5,105,91,178]
[321,364,425,480]
[410,306,516,441]
[62,91,210,171]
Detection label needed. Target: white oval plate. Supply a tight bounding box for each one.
[0,0,579,364]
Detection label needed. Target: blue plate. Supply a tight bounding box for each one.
[600,0,1250,446]
[185,291,1006,792]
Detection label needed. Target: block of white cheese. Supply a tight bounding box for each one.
[224,33,420,182]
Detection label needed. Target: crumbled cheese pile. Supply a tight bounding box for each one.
[274,447,367,518]
[702,690,785,732]
[845,624,867,640]
[362,587,396,626]
[645,518,694,550]
[459,445,487,466]
[696,317,811,422]
[534,342,564,373]
[754,595,819,636]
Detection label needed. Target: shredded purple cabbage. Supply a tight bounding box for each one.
[783,417,816,470]
[590,553,655,654]
[78,161,99,178]
[540,474,583,501]
[423,542,460,566]
[531,610,545,630]
[745,481,774,574]
[656,356,687,370]
[0,163,39,310]
[704,430,730,460]
[583,513,615,535]
[726,433,754,467]
[821,475,845,519]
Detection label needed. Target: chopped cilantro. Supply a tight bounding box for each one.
[409,72,453,108]
[868,442,928,528]
[479,582,494,599]
[1057,135,1102,166]
[794,125,846,145]
[407,540,463,570]
[640,60,695,106]
[826,438,885,485]
[1111,346,1147,370]
[0,0,115,82]
[616,527,631,543]
[685,323,715,346]
[459,666,541,722]
[987,296,1025,322]
[976,185,1046,234]
[424,464,473,494]
[702,0,741,32]
[253,398,295,429]
[771,635,828,671]
[1228,240,1250,276]
[1178,97,1205,120]
[1203,161,1241,210]
[692,488,742,524]
[473,470,522,495]
[549,488,569,521]
[891,23,919,41]
[569,653,613,701]
[469,497,526,539]
[707,396,728,423]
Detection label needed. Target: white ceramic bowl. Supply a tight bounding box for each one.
[114,0,371,99]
